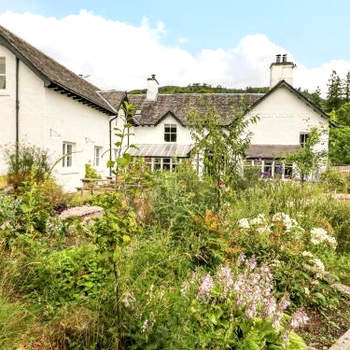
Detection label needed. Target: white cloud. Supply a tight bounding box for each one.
[0,10,349,94]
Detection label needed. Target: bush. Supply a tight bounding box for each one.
[320,168,348,193]
[4,143,51,187]
[84,163,101,179]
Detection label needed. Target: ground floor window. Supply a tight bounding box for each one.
[62,142,74,167]
[94,146,103,167]
[135,157,182,171]
[245,158,294,179]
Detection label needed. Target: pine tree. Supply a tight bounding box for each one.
[326,70,343,112]
[344,71,350,102]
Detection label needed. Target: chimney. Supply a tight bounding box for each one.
[269,54,296,89]
[146,74,159,101]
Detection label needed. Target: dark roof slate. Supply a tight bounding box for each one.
[0,25,115,115]
[123,93,264,126]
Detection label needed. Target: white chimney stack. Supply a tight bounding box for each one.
[146,74,159,101]
[270,54,296,89]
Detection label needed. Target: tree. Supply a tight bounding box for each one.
[187,97,258,206]
[108,102,137,180]
[286,128,327,183]
[344,71,350,102]
[329,125,350,164]
[326,70,343,112]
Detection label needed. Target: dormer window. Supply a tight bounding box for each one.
[299,133,309,147]
[164,124,177,142]
[0,57,6,89]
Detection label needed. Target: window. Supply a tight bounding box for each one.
[164,124,177,142]
[153,158,161,170]
[62,142,74,167]
[94,146,103,167]
[0,57,5,89]
[299,133,309,147]
[162,158,171,170]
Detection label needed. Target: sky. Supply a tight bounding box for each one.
[0,0,350,93]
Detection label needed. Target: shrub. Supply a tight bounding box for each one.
[4,143,51,187]
[84,163,101,179]
[320,168,348,193]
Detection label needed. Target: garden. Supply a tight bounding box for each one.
[1,153,350,349]
[1,103,350,349]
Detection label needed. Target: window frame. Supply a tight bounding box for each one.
[164,123,177,143]
[299,132,309,148]
[62,142,74,168]
[0,57,6,90]
[94,145,103,167]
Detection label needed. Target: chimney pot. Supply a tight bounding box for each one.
[276,54,281,63]
[282,54,287,62]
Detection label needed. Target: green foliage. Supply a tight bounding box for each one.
[326,70,343,112]
[286,128,327,182]
[0,170,350,348]
[5,143,51,187]
[188,98,258,207]
[84,163,101,179]
[320,168,348,192]
[129,84,269,94]
[329,125,350,164]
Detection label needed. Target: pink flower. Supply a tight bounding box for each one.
[197,274,214,301]
[290,309,309,329]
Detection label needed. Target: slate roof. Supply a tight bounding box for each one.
[246,145,300,158]
[104,92,264,126]
[0,25,115,115]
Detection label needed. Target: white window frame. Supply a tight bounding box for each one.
[300,132,309,148]
[94,146,103,167]
[164,124,177,142]
[62,142,74,167]
[0,57,6,90]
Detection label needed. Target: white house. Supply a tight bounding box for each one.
[104,55,331,179]
[0,25,122,191]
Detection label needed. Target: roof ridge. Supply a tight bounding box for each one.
[0,25,100,90]
[0,24,114,114]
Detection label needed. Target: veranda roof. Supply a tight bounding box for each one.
[246,145,300,158]
[128,144,193,158]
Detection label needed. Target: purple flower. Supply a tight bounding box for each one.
[141,319,150,333]
[197,274,214,301]
[264,296,277,316]
[247,255,257,270]
[216,266,233,295]
[290,309,309,329]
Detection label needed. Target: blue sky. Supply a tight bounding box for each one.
[1,0,349,91]
[1,0,349,67]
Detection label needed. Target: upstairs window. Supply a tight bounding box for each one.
[164,124,177,142]
[94,146,103,167]
[62,142,74,167]
[0,57,5,89]
[299,133,309,147]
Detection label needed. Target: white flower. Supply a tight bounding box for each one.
[256,225,271,234]
[272,212,299,230]
[310,227,337,250]
[302,251,314,258]
[238,218,250,229]
[314,258,325,273]
[250,213,266,226]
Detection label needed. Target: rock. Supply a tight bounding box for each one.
[331,283,350,298]
[59,206,104,222]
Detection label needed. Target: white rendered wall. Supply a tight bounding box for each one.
[0,45,16,173]
[247,86,329,153]
[45,89,112,191]
[0,43,113,191]
[130,113,193,145]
